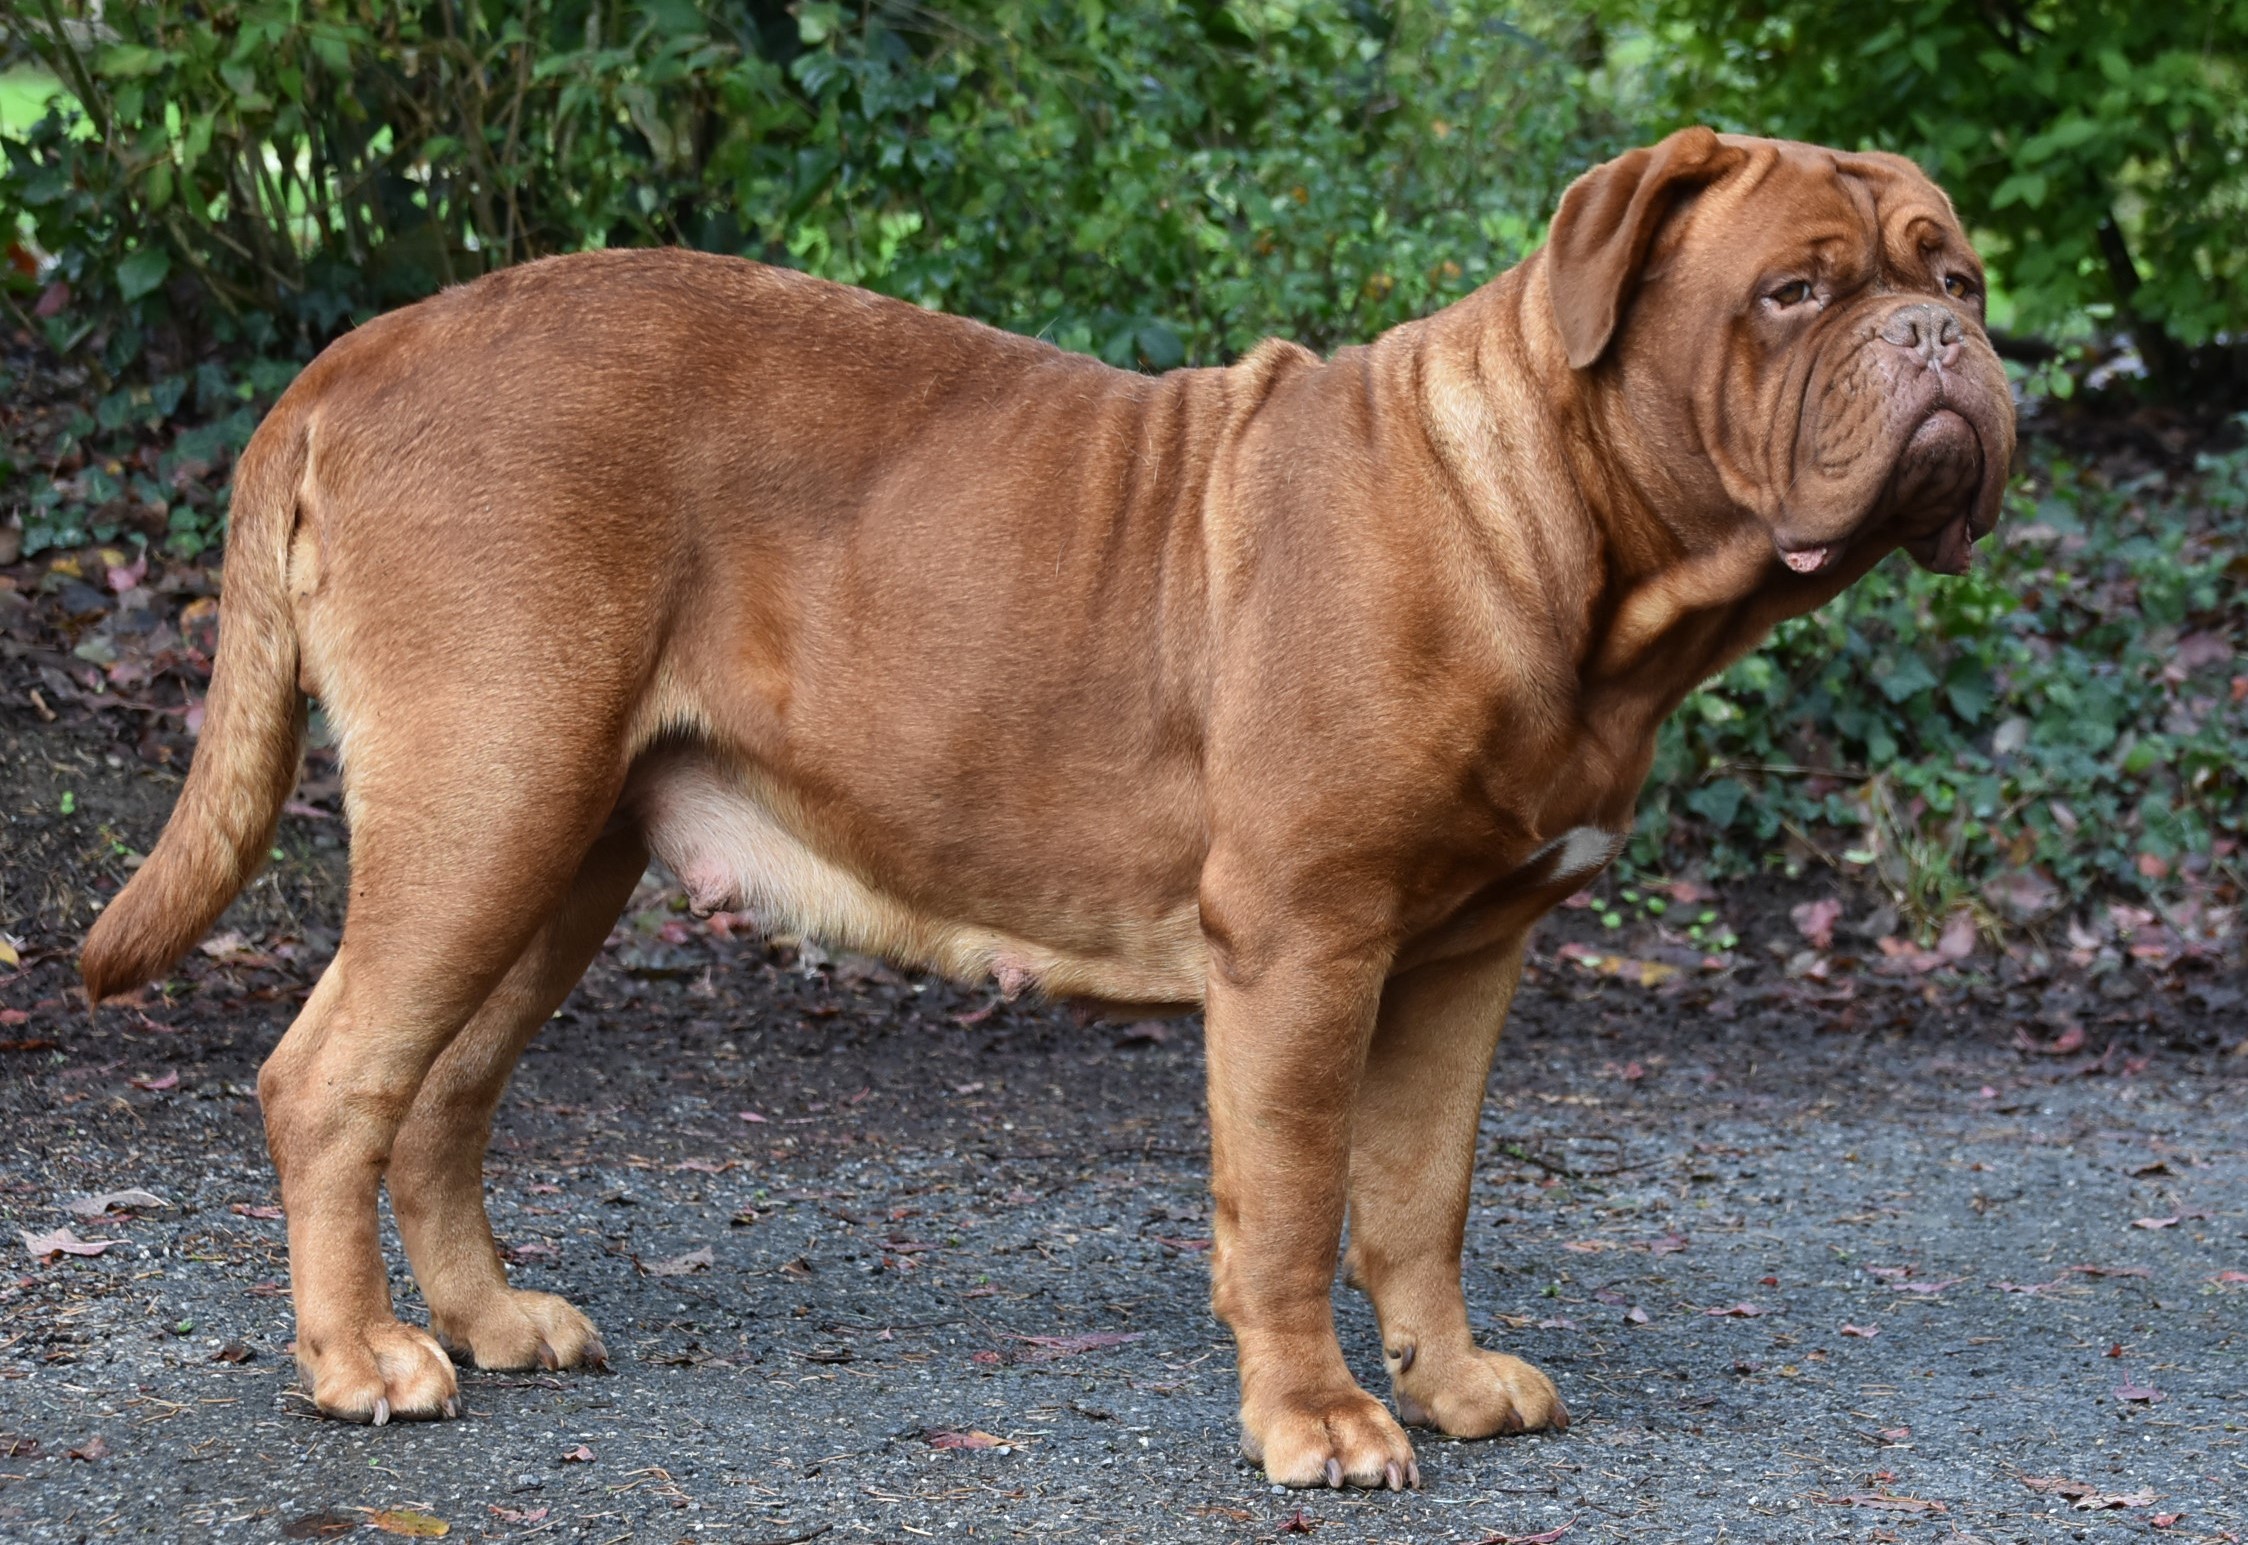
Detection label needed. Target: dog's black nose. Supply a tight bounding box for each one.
[1880,303,1963,369]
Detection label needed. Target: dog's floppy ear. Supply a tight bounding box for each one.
[1547,126,1744,370]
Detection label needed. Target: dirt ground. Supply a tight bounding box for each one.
[3,509,2246,1543]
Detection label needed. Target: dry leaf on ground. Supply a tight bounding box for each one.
[643,1245,714,1276]
[66,1189,169,1219]
[22,1227,125,1262]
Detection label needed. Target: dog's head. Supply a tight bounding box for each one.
[1544,128,2014,577]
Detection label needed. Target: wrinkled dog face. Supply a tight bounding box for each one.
[1556,132,2016,576]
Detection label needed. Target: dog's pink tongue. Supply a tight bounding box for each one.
[1781,545,1831,575]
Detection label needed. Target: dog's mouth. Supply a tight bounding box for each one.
[1772,406,1994,578]
[1888,409,1988,575]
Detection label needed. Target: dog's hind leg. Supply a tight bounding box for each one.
[256,722,626,1423]
[387,824,648,1374]
[1342,936,1568,1440]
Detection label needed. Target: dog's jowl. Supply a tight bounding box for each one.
[81,130,2013,1489]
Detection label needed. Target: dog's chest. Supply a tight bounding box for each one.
[1398,823,1628,971]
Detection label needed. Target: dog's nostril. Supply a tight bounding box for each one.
[1880,305,1956,362]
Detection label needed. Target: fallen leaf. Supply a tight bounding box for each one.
[66,1435,109,1461]
[280,1511,356,1540]
[0,1434,38,1458]
[643,1245,714,1277]
[1470,1521,1576,1545]
[2133,1216,2181,1230]
[1555,941,1679,987]
[22,1227,125,1262]
[737,1109,768,1124]
[2153,1512,2184,1527]
[128,1070,179,1092]
[1815,1492,1946,1514]
[1703,1302,1767,1318]
[1278,1512,1318,1535]
[560,1444,596,1463]
[488,1505,550,1525]
[1936,909,1977,960]
[929,1429,1007,1450]
[2212,1270,2248,1285]
[2070,1490,2156,1512]
[1839,1324,1880,1339]
[230,1203,285,1220]
[2014,1025,2087,1056]
[1623,1306,1649,1325]
[1008,1330,1143,1360]
[0,937,17,968]
[1648,1233,1689,1255]
[2021,1476,2098,1498]
[1790,898,1842,950]
[66,1188,169,1219]
[1889,1278,1963,1295]
[211,1341,254,1364]
[2113,1377,2165,1404]
[365,1509,450,1537]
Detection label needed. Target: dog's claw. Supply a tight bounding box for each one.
[585,1338,610,1371]
[441,1396,458,1420]
[1551,1395,1571,1432]
[1324,1457,1343,1489]
[371,1396,390,1428]
[536,1340,559,1372]
[1407,1458,1421,1490]
[1384,1460,1403,1492]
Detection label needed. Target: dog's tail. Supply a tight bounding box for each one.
[80,404,309,1002]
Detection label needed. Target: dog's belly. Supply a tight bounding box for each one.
[630,751,1209,1006]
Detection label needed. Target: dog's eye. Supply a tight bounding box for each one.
[1942,274,1980,302]
[1766,280,1814,309]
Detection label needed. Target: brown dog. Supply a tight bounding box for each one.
[81,128,2012,1489]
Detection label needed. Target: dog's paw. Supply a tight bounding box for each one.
[1241,1384,1420,1490]
[432,1289,607,1373]
[1390,1344,1568,1438]
[301,1318,459,1423]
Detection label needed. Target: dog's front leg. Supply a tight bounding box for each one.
[1204,938,1418,1490]
[1344,938,1570,1439]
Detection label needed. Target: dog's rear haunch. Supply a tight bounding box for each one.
[84,129,2010,1487]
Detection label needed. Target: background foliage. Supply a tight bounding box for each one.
[1,0,2243,930]
[1628,0,2248,394]
[0,0,1615,378]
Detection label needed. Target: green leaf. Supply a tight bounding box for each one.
[116,247,171,303]
[797,2,844,45]
[97,44,172,79]
[1875,655,1938,704]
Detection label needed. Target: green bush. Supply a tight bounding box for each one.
[1621,1,2248,391]
[1646,433,2248,924]
[1,0,1617,385]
